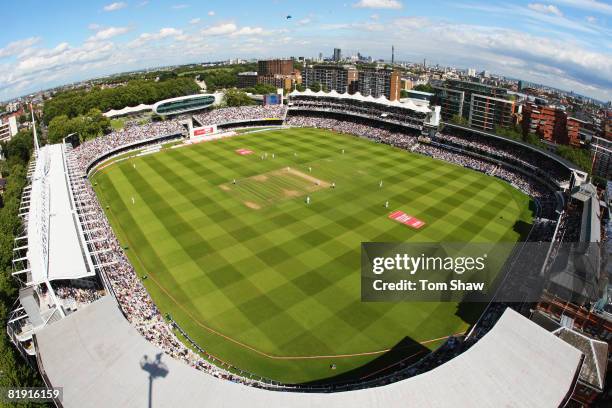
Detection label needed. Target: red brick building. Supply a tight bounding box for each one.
[257,59,294,76]
[567,116,597,147]
[256,59,301,91]
[604,109,612,141]
[522,104,568,144]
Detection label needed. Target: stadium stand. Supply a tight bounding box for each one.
[71,120,186,175]
[7,143,102,357]
[193,105,287,131]
[287,89,440,132]
[8,101,607,406]
[34,299,583,408]
[194,105,287,125]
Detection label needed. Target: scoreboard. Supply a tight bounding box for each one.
[263,93,282,106]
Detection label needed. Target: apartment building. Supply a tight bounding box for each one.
[302,65,357,93]
[356,68,400,101]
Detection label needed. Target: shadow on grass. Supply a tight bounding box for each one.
[295,287,502,386]
[296,336,430,387]
[514,220,534,242]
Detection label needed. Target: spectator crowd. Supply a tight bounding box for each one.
[72,120,185,174]
[194,105,287,126]
[289,95,428,129]
[434,132,571,184]
[287,115,418,150]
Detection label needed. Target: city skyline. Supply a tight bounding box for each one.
[1,0,611,101]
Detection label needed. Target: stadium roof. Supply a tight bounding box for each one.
[34,298,583,408]
[152,93,220,115]
[567,183,602,244]
[288,89,432,114]
[103,103,152,118]
[553,327,608,391]
[27,144,95,284]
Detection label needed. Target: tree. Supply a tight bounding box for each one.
[158,71,178,81]
[451,114,468,126]
[202,70,237,92]
[0,158,45,403]
[524,133,545,148]
[47,109,111,144]
[310,82,322,92]
[3,130,33,166]
[223,89,254,107]
[48,115,74,144]
[43,77,200,124]
[414,83,434,93]
[495,125,523,141]
[77,109,111,141]
[556,145,592,172]
[400,89,409,98]
[244,83,278,95]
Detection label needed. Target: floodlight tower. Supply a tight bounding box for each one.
[30,103,39,152]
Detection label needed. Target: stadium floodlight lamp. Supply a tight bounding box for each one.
[63,132,78,146]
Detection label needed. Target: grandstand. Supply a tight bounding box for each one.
[287,89,441,134]
[7,97,608,406]
[33,299,582,408]
[193,105,288,131]
[7,143,103,358]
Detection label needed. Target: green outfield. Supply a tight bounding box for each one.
[92,127,533,384]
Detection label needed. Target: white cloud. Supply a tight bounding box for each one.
[232,26,265,36]
[9,41,115,86]
[172,4,189,9]
[390,20,612,97]
[528,3,563,17]
[370,14,380,20]
[455,3,601,35]
[88,26,130,42]
[201,23,237,36]
[353,0,403,9]
[550,0,612,15]
[103,2,127,12]
[0,37,41,58]
[130,27,184,47]
[189,18,201,25]
[200,22,272,38]
[320,19,389,31]
[586,16,597,23]
[208,10,215,16]
[0,5,609,103]
[297,18,312,26]
[155,27,183,38]
[393,17,429,29]
[88,23,101,30]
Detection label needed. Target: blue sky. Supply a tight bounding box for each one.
[1,0,610,101]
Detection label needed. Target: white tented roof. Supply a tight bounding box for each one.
[35,299,583,408]
[27,144,94,284]
[289,89,431,114]
[103,104,152,118]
